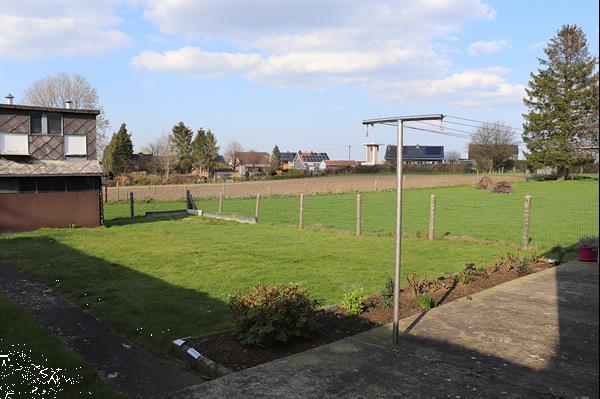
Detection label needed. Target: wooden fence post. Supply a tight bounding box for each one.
[129,192,134,218]
[428,194,436,240]
[147,185,151,201]
[218,192,224,213]
[104,184,108,203]
[299,193,304,229]
[255,193,261,222]
[116,181,120,201]
[186,190,191,210]
[522,195,532,249]
[356,193,362,236]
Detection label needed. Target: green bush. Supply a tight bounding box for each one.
[379,278,395,309]
[418,293,435,310]
[340,287,368,315]
[228,283,322,346]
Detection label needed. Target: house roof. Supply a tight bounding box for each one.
[322,160,359,167]
[280,151,296,163]
[297,151,329,163]
[0,158,103,176]
[237,151,270,165]
[384,145,444,161]
[0,103,100,115]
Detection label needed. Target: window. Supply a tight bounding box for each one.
[64,135,87,156]
[0,133,29,155]
[0,178,18,193]
[66,177,96,191]
[18,178,37,192]
[37,177,66,192]
[30,112,43,134]
[47,113,62,134]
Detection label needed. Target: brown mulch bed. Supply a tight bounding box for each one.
[188,258,554,372]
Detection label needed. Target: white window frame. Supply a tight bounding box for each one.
[64,134,87,156]
[0,132,30,155]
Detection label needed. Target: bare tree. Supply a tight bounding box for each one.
[148,132,175,182]
[469,122,517,171]
[444,150,461,163]
[225,141,244,168]
[22,72,110,155]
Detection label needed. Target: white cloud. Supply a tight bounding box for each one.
[134,0,523,109]
[130,47,261,79]
[0,1,131,60]
[467,40,508,56]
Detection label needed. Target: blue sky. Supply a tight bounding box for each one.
[0,0,598,160]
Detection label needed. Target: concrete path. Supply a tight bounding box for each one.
[0,262,204,398]
[171,261,599,398]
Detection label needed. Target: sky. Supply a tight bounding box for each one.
[0,0,598,160]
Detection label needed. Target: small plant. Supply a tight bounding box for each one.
[379,278,395,309]
[460,263,486,284]
[490,181,513,193]
[476,176,493,189]
[228,283,322,346]
[516,261,530,276]
[418,293,435,310]
[341,287,368,315]
[68,223,80,228]
[577,236,598,249]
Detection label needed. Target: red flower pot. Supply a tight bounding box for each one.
[578,246,598,262]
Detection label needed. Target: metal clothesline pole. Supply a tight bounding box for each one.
[362,114,444,344]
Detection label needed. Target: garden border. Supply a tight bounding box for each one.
[171,336,233,380]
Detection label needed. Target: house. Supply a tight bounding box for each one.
[293,151,329,172]
[384,145,444,164]
[132,151,154,172]
[319,160,359,171]
[192,155,233,179]
[234,151,270,177]
[279,151,296,170]
[0,95,103,232]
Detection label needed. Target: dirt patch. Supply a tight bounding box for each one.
[187,257,554,372]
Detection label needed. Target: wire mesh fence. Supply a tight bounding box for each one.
[104,178,598,249]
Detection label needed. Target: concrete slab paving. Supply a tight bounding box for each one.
[170,261,599,398]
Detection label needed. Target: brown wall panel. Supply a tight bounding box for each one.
[0,190,100,232]
[29,135,64,160]
[63,116,96,135]
[0,114,29,133]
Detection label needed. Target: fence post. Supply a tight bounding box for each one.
[147,185,151,201]
[186,190,191,210]
[299,193,304,229]
[129,192,134,218]
[374,179,378,192]
[356,193,362,236]
[218,192,224,213]
[428,194,436,240]
[522,195,532,249]
[255,193,261,222]
[104,184,108,203]
[116,181,120,201]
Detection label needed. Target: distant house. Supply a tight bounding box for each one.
[132,151,154,172]
[319,160,359,171]
[384,145,444,164]
[234,151,270,177]
[193,155,233,179]
[293,151,330,172]
[280,151,296,170]
[0,97,103,232]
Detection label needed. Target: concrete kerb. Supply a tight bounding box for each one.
[171,337,233,380]
[145,209,188,218]
[186,209,257,224]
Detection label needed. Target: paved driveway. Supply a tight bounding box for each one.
[171,261,599,398]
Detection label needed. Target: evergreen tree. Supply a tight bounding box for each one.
[523,24,599,178]
[102,123,133,176]
[170,122,194,173]
[192,128,219,177]
[270,145,282,173]
[192,128,207,171]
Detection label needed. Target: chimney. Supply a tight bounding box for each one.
[65,100,73,109]
[5,93,14,105]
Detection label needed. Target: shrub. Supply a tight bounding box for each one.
[516,262,530,276]
[379,278,395,309]
[418,293,435,310]
[490,180,512,193]
[340,287,368,315]
[476,176,493,189]
[461,263,486,284]
[577,235,598,249]
[228,283,322,346]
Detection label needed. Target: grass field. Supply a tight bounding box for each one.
[0,178,596,361]
[106,178,598,247]
[0,293,123,398]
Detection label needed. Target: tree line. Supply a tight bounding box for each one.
[102,121,220,177]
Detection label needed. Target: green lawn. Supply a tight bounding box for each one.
[0,293,123,398]
[0,217,518,357]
